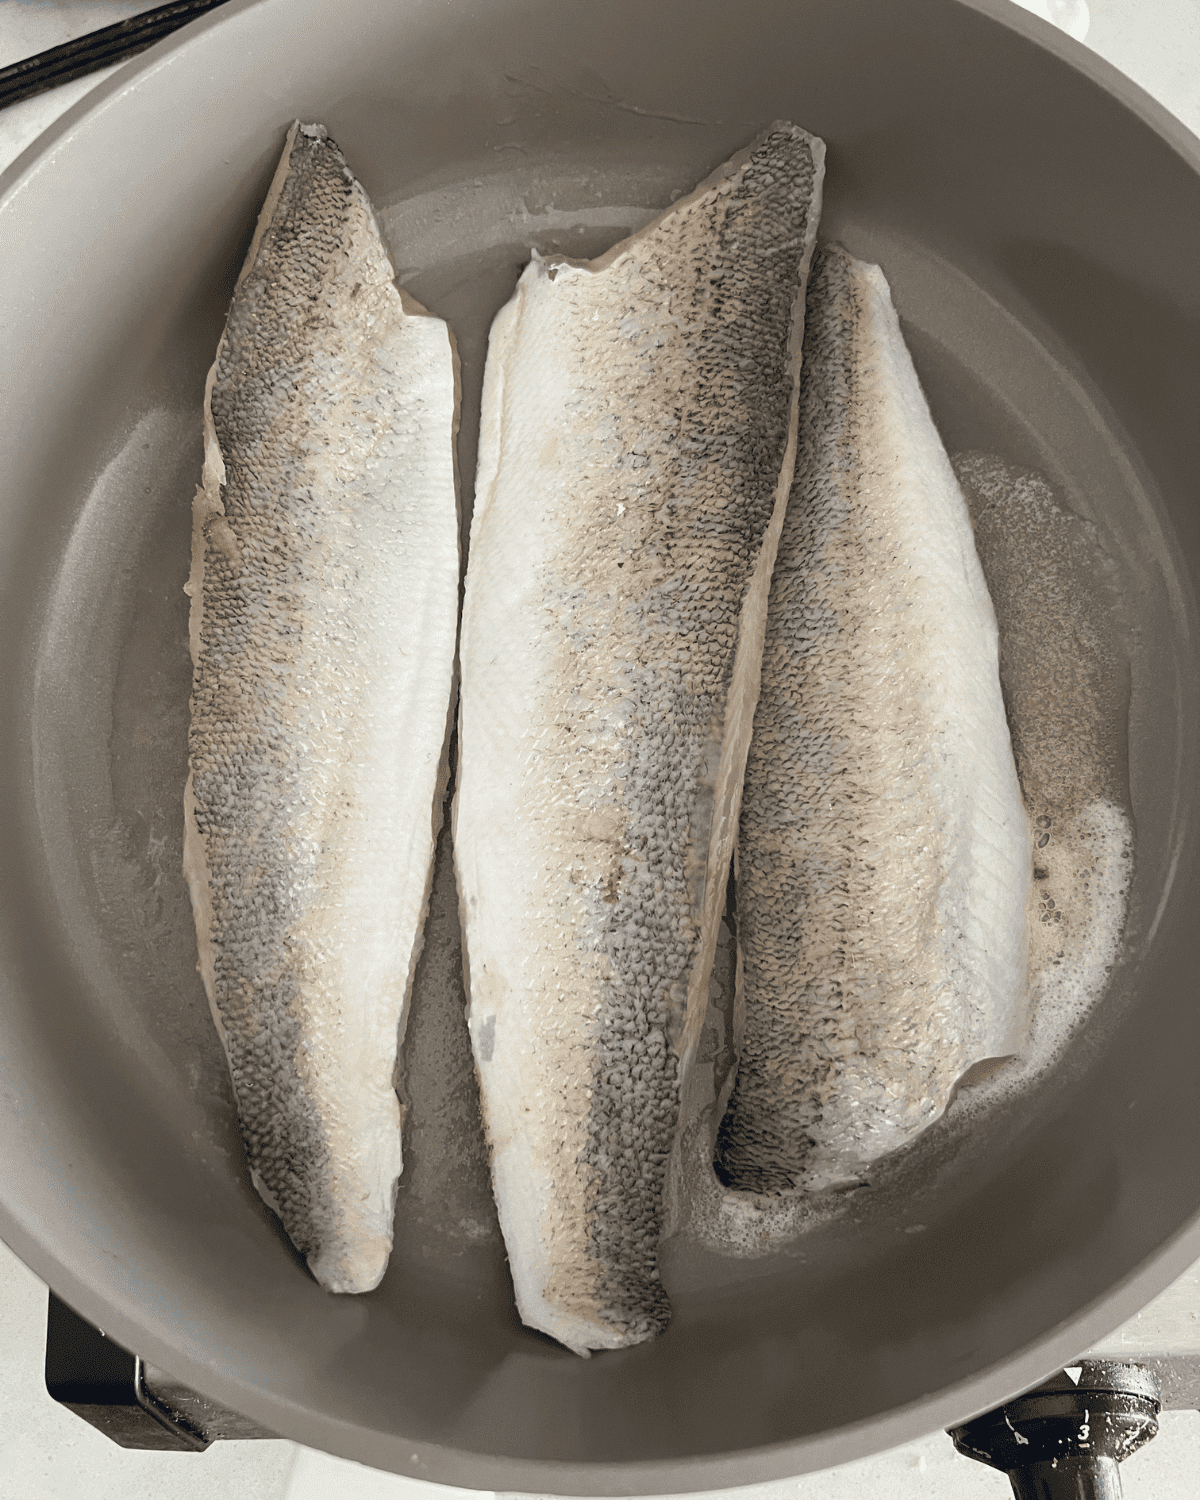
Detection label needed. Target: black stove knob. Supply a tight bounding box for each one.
[948,1361,1160,1499]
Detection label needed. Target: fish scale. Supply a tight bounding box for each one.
[456,123,824,1353]
[715,245,1031,1196]
[184,122,460,1294]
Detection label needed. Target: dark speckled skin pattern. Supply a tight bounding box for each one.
[456,124,823,1351]
[185,125,459,1294]
[716,247,1030,1196]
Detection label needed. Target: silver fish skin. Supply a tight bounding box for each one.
[455,124,824,1353]
[184,123,460,1293]
[716,245,1031,1195]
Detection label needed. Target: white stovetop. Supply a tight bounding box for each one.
[1,2,1198,1497]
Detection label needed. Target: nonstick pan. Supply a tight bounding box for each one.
[1,0,1198,1489]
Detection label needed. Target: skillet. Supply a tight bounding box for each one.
[0,0,1198,1487]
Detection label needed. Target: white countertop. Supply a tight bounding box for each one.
[1,2,1198,1497]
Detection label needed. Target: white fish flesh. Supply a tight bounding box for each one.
[715,245,1031,1194]
[183,123,460,1293]
[455,124,825,1351]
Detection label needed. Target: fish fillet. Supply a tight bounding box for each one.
[455,124,824,1352]
[715,245,1031,1195]
[183,122,460,1293]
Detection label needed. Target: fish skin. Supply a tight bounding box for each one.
[184,123,460,1293]
[455,124,824,1352]
[715,245,1031,1196]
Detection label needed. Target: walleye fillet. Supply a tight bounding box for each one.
[715,245,1030,1195]
[184,123,460,1293]
[455,124,824,1352]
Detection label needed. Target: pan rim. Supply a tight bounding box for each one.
[2,0,1199,1485]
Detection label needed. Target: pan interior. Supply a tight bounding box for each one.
[19,121,1196,1468]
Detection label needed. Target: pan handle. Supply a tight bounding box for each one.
[0,0,233,112]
